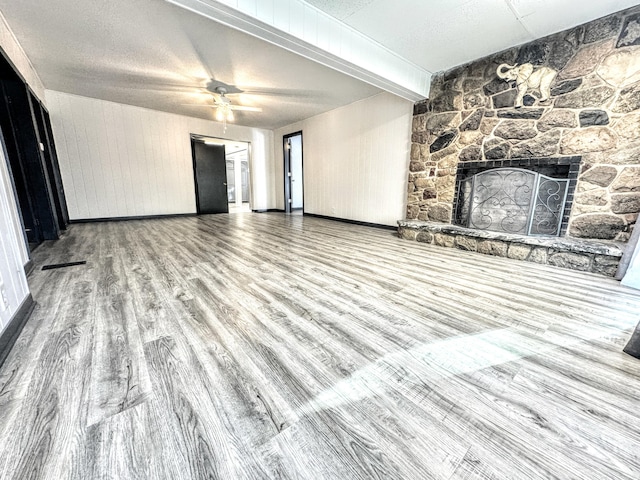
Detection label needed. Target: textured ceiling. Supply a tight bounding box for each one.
[305,0,640,72]
[0,0,638,130]
[0,0,381,129]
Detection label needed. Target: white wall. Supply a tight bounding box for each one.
[273,92,413,226]
[46,91,276,219]
[0,139,30,330]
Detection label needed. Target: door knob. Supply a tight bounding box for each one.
[223,183,227,185]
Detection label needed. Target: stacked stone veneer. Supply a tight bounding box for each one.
[397,221,623,276]
[406,6,640,245]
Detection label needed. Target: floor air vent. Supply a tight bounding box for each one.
[41,261,87,271]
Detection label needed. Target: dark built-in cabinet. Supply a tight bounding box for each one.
[0,50,67,250]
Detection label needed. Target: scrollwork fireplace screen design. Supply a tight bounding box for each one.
[453,157,580,237]
[458,168,570,236]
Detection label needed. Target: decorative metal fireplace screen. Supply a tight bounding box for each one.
[458,168,569,236]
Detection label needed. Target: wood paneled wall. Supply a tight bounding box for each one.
[45,91,275,220]
[274,92,413,226]
[0,139,29,330]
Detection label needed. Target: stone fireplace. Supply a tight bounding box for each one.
[399,6,640,276]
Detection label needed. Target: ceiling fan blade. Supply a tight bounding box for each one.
[182,103,261,113]
[239,87,321,99]
[229,105,262,112]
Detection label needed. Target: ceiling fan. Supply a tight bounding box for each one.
[184,80,262,129]
[210,86,261,123]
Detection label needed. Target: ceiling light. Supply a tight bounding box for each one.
[215,104,236,132]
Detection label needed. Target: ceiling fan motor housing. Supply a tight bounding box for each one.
[214,86,231,105]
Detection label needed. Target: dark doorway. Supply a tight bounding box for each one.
[283,131,303,214]
[0,89,38,245]
[0,52,65,248]
[191,139,229,214]
[33,99,69,231]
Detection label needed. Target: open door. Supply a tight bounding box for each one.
[283,132,303,213]
[191,140,229,214]
[34,101,68,231]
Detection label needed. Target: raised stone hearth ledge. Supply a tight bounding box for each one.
[398,220,625,276]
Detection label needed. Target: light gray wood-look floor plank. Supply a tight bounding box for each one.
[1,212,640,479]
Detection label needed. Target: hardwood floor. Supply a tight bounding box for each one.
[1,213,639,479]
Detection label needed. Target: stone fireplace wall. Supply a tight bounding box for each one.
[407,6,640,242]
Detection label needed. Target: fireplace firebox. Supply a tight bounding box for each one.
[453,157,581,237]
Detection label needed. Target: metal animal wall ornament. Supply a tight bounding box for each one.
[496,63,557,108]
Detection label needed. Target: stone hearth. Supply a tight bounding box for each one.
[398,220,624,276]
